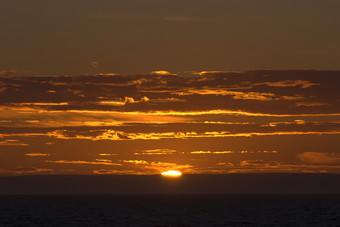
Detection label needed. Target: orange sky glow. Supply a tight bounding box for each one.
[1,0,340,177]
[0,70,339,176]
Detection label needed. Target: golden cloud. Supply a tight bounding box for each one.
[122,160,149,165]
[150,70,176,76]
[25,153,51,157]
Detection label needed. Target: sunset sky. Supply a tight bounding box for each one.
[0,0,340,176]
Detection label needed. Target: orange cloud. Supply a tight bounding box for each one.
[45,160,122,166]
[25,153,51,157]
[255,80,320,88]
[240,160,280,167]
[261,120,306,127]
[98,96,184,106]
[281,95,305,101]
[259,150,278,154]
[217,162,234,166]
[134,149,177,155]
[99,153,118,156]
[194,71,231,75]
[169,88,307,101]
[190,151,234,154]
[297,152,340,164]
[149,162,192,170]
[150,70,176,76]
[122,160,149,165]
[0,140,28,146]
[1,106,340,128]
[173,88,276,101]
[95,159,113,163]
[0,167,53,175]
[202,121,254,125]
[13,102,69,106]
[296,102,330,107]
[93,169,145,175]
[232,92,276,101]
[2,129,340,143]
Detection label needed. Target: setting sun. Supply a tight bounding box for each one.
[161,170,182,177]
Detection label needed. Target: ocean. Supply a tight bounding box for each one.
[0,195,339,226]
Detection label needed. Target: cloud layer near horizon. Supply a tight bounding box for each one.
[0,70,339,175]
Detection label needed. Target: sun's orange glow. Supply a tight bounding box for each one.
[0,71,339,176]
[161,170,182,177]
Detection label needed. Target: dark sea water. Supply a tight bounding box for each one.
[0,195,339,227]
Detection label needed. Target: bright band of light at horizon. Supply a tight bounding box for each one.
[161,170,182,177]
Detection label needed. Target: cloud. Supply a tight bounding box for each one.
[150,98,186,103]
[172,88,275,99]
[150,70,176,76]
[0,70,338,118]
[95,161,193,175]
[98,96,184,106]
[13,102,69,106]
[55,109,338,117]
[297,152,340,164]
[148,162,193,172]
[205,157,340,174]
[217,162,234,166]
[95,159,113,163]
[45,160,122,166]
[93,169,144,175]
[0,167,53,175]
[296,102,330,107]
[190,151,234,154]
[25,153,51,157]
[190,150,276,155]
[0,70,339,175]
[259,80,319,88]
[261,120,306,127]
[172,88,306,101]
[201,121,254,125]
[240,160,280,167]
[134,149,177,155]
[98,97,136,106]
[2,128,340,143]
[281,95,305,101]
[122,160,148,165]
[232,91,276,101]
[0,140,28,146]
[194,71,232,76]
[99,153,118,156]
